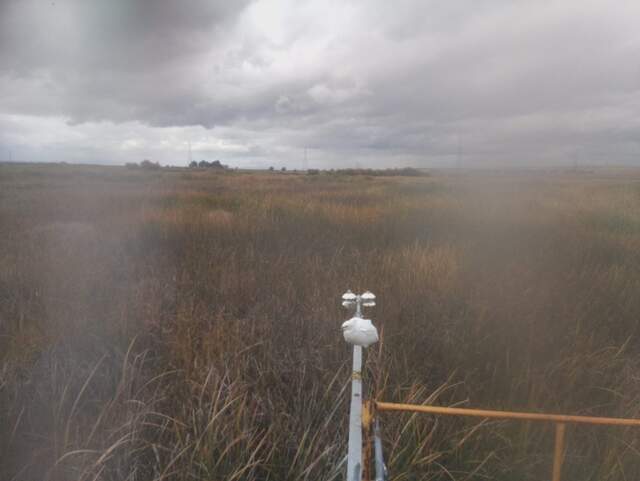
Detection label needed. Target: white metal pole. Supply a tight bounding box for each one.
[342,290,377,481]
[347,344,363,481]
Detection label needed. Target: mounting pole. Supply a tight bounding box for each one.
[342,290,378,481]
[347,344,363,481]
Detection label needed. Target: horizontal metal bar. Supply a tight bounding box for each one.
[375,402,640,427]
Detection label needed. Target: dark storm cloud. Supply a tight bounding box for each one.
[0,0,248,71]
[0,0,254,124]
[1,0,640,167]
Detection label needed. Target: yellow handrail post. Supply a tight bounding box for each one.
[551,423,566,481]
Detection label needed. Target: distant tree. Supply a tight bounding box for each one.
[140,159,160,170]
[269,166,274,171]
[281,166,286,172]
[189,161,198,168]
[197,159,227,169]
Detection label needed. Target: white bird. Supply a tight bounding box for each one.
[342,316,379,347]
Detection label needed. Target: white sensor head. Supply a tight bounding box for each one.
[342,317,379,347]
[361,291,376,307]
[342,290,357,301]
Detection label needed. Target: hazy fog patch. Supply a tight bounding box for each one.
[30,221,98,245]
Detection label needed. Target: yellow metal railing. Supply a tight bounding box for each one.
[373,401,640,481]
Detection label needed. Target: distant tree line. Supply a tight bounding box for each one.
[190,160,228,169]
[309,167,428,177]
[126,159,161,170]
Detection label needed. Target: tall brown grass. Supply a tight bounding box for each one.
[2,164,640,480]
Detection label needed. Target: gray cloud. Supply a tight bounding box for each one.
[1,0,640,167]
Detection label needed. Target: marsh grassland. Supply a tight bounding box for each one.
[2,164,640,480]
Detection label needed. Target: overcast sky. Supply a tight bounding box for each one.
[1,0,640,168]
